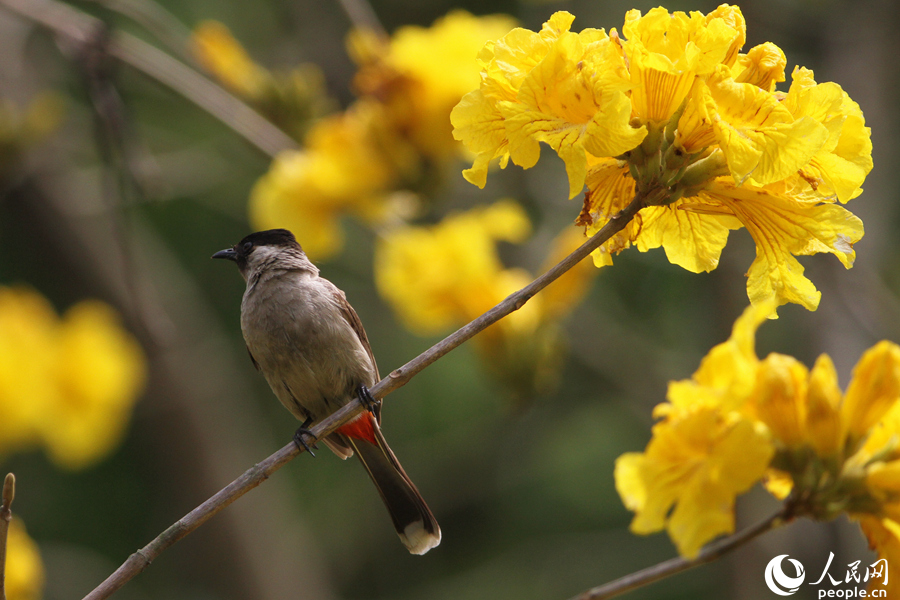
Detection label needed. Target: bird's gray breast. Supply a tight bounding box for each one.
[240,271,375,421]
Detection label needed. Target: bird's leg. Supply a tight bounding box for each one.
[293,417,317,457]
[357,385,380,414]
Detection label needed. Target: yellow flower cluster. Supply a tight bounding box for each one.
[375,200,594,400]
[0,287,146,470]
[192,21,332,141]
[452,6,872,314]
[249,12,516,260]
[5,520,44,600]
[616,302,900,594]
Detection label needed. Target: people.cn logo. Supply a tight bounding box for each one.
[765,554,807,596]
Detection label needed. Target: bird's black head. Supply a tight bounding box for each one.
[212,229,303,277]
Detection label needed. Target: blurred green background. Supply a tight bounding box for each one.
[0,0,897,598]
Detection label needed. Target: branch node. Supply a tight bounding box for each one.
[1,474,14,517]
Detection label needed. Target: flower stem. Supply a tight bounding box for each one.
[569,507,791,600]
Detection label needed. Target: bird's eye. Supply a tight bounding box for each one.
[242,241,253,254]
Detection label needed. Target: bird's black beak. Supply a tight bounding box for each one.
[212,248,238,261]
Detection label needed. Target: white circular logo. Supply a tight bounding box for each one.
[764,554,806,596]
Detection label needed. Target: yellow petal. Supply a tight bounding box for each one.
[615,406,772,557]
[784,67,873,204]
[622,6,743,122]
[749,353,808,447]
[581,157,639,266]
[44,301,147,470]
[500,33,645,197]
[635,200,732,273]
[6,521,44,600]
[857,517,900,597]
[764,469,794,500]
[191,21,269,97]
[732,42,786,92]
[842,341,900,443]
[374,200,533,335]
[691,302,769,404]
[703,66,829,185]
[667,415,773,558]
[867,461,900,494]
[451,89,509,188]
[705,180,864,312]
[805,354,843,456]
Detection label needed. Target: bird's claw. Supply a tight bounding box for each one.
[293,427,317,457]
[358,385,380,414]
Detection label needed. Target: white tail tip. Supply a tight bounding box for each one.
[399,520,442,555]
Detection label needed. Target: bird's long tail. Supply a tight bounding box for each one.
[340,413,441,555]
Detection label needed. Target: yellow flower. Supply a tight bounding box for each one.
[6,520,44,600]
[615,303,775,558]
[355,11,517,162]
[0,287,146,469]
[451,12,646,197]
[250,103,401,260]
[454,6,872,314]
[191,21,331,140]
[0,289,57,454]
[619,301,900,564]
[615,406,772,558]
[251,12,514,260]
[375,200,594,401]
[375,200,537,335]
[192,21,268,97]
[44,301,147,469]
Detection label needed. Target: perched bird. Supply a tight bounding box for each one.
[213,229,440,554]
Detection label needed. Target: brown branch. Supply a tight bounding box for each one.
[569,507,791,600]
[335,0,387,39]
[0,473,16,600]
[81,195,645,600]
[79,0,197,65]
[0,0,297,157]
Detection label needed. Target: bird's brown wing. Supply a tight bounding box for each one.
[332,286,382,422]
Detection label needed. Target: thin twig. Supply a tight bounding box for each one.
[336,0,387,39]
[0,0,297,157]
[569,507,791,600]
[81,195,645,600]
[78,0,196,64]
[0,473,16,600]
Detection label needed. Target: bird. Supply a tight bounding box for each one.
[212,228,441,555]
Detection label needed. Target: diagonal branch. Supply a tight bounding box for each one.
[81,194,645,600]
[568,506,791,600]
[0,0,297,157]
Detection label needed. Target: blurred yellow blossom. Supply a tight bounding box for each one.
[353,11,518,162]
[192,21,268,97]
[252,11,515,261]
[616,301,900,570]
[0,287,146,470]
[250,104,400,259]
[452,6,872,314]
[191,21,332,140]
[5,520,44,600]
[375,200,594,401]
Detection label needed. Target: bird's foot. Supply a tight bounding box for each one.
[293,420,318,457]
[357,385,380,414]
